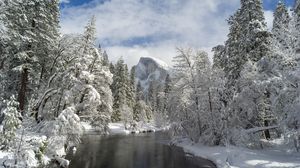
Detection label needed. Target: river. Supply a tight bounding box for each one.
[66,132,216,168]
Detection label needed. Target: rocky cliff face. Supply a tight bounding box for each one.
[135,57,169,93]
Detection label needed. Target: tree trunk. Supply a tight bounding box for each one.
[263,91,271,140]
[208,89,213,114]
[264,120,271,140]
[0,58,5,70]
[18,68,28,116]
[55,90,64,118]
[38,64,45,89]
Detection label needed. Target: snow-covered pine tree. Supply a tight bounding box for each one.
[89,49,113,132]
[126,65,135,109]
[135,81,143,101]
[224,0,275,143]
[0,2,8,102]
[31,0,60,88]
[270,0,300,150]
[111,60,124,122]
[109,62,115,74]
[111,58,133,122]
[222,9,243,106]
[133,80,151,123]
[102,50,110,67]
[2,0,60,115]
[3,0,36,114]
[163,74,172,112]
[238,0,270,76]
[293,0,300,60]
[272,1,295,70]
[212,45,226,70]
[0,96,21,149]
[133,100,151,123]
[223,0,269,99]
[147,81,157,110]
[273,1,291,52]
[0,0,7,71]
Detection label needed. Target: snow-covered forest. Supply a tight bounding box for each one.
[0,0,300,167]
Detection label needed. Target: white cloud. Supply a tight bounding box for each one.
[59,0,275,66]
[105,42,178,67]
[104,41,215,67]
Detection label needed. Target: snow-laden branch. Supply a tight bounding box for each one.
[244,125,279,134]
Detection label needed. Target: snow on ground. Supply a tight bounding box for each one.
[108,123,131,135]
[177,139,300,168]
[0,151,13,168]
[0,128,51,168]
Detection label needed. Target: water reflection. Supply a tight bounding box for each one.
[67,132,216,168]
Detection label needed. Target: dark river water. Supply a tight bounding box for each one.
[67,132,216,168]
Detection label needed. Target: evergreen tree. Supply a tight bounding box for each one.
[272,1,291,52]
[3,0,36,114]
[272,1,295,70]
[164,74,172,107]
[136,81,143,101]
[147,81,157,110]
[0,96,21,149]
[224,9,242,83]
[109,62,115,74]
[212,45,226,69]
[226,0,272,141]
[158,74,172,123]
[293,0,300,56]
[111,58,133,122]
[102,50,110,67]
[126,65,135,108]
[223,0,271,105]
[133,100,150,122]
[2,0,60,115]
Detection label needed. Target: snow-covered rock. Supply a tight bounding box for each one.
[135,56,169,93]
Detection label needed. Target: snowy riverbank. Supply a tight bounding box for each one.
[108,122,169,135]
[176,138,300,168]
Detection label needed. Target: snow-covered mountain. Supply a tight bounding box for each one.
[134,57,169,92]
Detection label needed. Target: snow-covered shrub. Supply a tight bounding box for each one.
[55,107,83,146]
[90,114,110,133]
[11,134,51,168]
[41,107,83,152]
[283,98,300,152]
[228,128,263,149]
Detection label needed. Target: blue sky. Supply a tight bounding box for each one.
[60,0,102,8]
[59,0,296,66]
[263,0,294,10]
